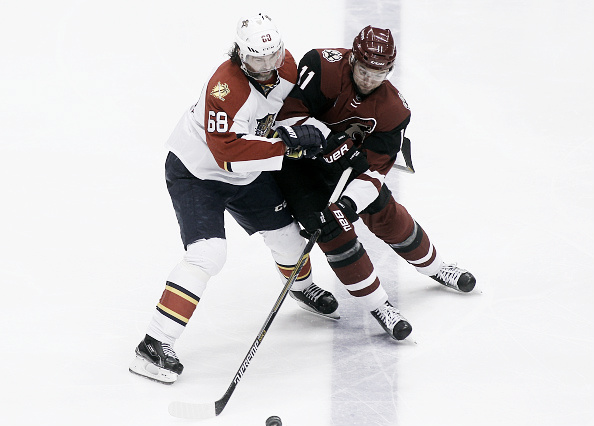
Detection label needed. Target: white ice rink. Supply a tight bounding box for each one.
[2,1,593,425]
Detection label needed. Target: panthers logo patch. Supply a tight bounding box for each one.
[255,113,275,137]
[210,81,230,101]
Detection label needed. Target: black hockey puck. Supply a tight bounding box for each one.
[266,415,282,426]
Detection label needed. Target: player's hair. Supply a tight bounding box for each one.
[228,43,242,66]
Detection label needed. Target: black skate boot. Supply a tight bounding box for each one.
[129,334,183,384]
[290,283,340,319]
[431,263,476,292]
[371,301,412,341]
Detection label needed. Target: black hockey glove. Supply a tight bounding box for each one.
[301,197,359,243]
[275,125,326,160]
[321,132,369,176]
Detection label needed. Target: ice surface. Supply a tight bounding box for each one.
[1,1,593,425]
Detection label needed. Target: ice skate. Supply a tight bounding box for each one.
[129,334,184,384]
[371,301,412,340]
[431,263,476,292]
[290,283,340,319]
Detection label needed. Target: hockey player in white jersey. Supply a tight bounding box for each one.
[129,13,339,384]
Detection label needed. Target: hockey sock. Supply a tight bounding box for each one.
[276,255,313,292]
[319,234,388,311]
[389,221,441,276]
[146,260,210,344]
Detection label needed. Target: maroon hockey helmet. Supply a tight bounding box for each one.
[352,25,396,70]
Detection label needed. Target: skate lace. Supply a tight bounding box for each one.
[374,304,403,328]
[435,264,464,286]
[162,343,178,360]
[302,284,326,302]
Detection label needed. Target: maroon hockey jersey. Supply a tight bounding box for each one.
[276,48,411,211]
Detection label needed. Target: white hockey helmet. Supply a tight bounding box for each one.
[235,13,285,77]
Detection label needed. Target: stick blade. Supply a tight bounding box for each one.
[168,400,217,420]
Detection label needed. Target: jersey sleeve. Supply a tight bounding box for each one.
[200,65,286,173]
[363,115,410,174]
[343,114,411,212]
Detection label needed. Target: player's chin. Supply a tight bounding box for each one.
[356,83,379,95]
[251,70,274,81]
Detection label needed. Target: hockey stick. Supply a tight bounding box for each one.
[168,167,353,420]
[392,136,415,173]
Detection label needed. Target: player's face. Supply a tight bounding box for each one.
[243,46,285,81]
[352,61,391,94]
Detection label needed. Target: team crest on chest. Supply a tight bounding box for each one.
[322,49,342,62]
[342,119,376,143]
[255,113,275,137]
[210,81,230,101]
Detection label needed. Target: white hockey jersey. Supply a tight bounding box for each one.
[165,51,298,185]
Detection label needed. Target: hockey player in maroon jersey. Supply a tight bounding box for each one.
[129,13,339,384]
[274,25,476,341]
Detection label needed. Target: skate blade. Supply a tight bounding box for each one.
[294,301,340,320]
[442,282,462,292]
[129,355,178,384]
